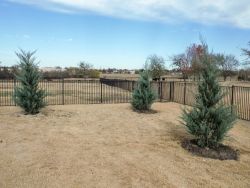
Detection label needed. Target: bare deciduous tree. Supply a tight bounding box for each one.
[146,54,165,80]
[172,43,205,81]
[215,54,239,81]
[187,44,204,80]
[172,54,192,81]
[79,61,93,71]
[242,41,250,65]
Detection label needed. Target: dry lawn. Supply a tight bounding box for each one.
[101,73,140,80]
[0,103,250,188]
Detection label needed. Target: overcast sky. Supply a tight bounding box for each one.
[1,0,250,69]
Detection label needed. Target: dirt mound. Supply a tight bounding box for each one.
[182,139,239,160]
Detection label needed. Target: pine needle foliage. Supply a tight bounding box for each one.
[14,50,46,114]
[182,44,236,148]
[131,69,155,111]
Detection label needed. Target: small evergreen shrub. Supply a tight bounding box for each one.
[131,70,155,111]
[14,50,46,114]
[182,44,236,148]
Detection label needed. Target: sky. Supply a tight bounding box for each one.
[0,0,250,69]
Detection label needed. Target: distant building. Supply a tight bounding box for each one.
[40,67,64,72]
[0,66,13,71]
[129,70,136,74]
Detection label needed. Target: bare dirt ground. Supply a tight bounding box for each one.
[0,103,249,188]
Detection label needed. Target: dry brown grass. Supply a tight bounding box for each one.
[0,103,249,187]
[101,73,140,80]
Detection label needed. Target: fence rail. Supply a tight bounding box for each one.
[0,79,250,121]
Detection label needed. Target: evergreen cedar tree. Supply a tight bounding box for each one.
[182,44,236,148]
[131,69,155,111]
[14,50,46,114]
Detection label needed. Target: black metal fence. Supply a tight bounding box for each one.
[99,79,250,121]
[0,79,250,121]
[0,79,135,106]
[170,82,250,121]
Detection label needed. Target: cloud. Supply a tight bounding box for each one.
[6,0,250,29]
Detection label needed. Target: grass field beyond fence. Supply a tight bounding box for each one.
[0,79,250,121]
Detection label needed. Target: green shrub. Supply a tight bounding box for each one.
[14,50,46,114]
[88,70,100,78]
[131,70,155,111]
[182,43,236,148]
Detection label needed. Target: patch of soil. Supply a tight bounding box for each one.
[132,108,158,114]
[181,139,239,160]
[39,108,77,118]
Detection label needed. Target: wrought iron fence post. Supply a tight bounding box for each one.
[100,80,103,103]
[172,81,175,102]
[14,78,16,106]
[132,81,135,91]
[62,78,64,105]
[184,82,186,105]
[169,82,171,101]
[158,81,160,101]
[160,81,163,102]
[170,81,174,102]
[231,85,234,114]
[158,81,162,102]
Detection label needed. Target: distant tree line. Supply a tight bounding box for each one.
[136,40,250,81]
[171,40,250,81]
[0,64,19,79]
[0,61,100,79]
[1,41,250,81]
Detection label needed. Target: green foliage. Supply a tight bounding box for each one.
[131,70,155,111]
[87,70,100,78]
[147,55,165,80]
[14,49,46,114]
[134,69,142,74]
[182,44,236,148]
[238,68,250,81]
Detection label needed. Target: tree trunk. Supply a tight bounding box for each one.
[224,75,226,81]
